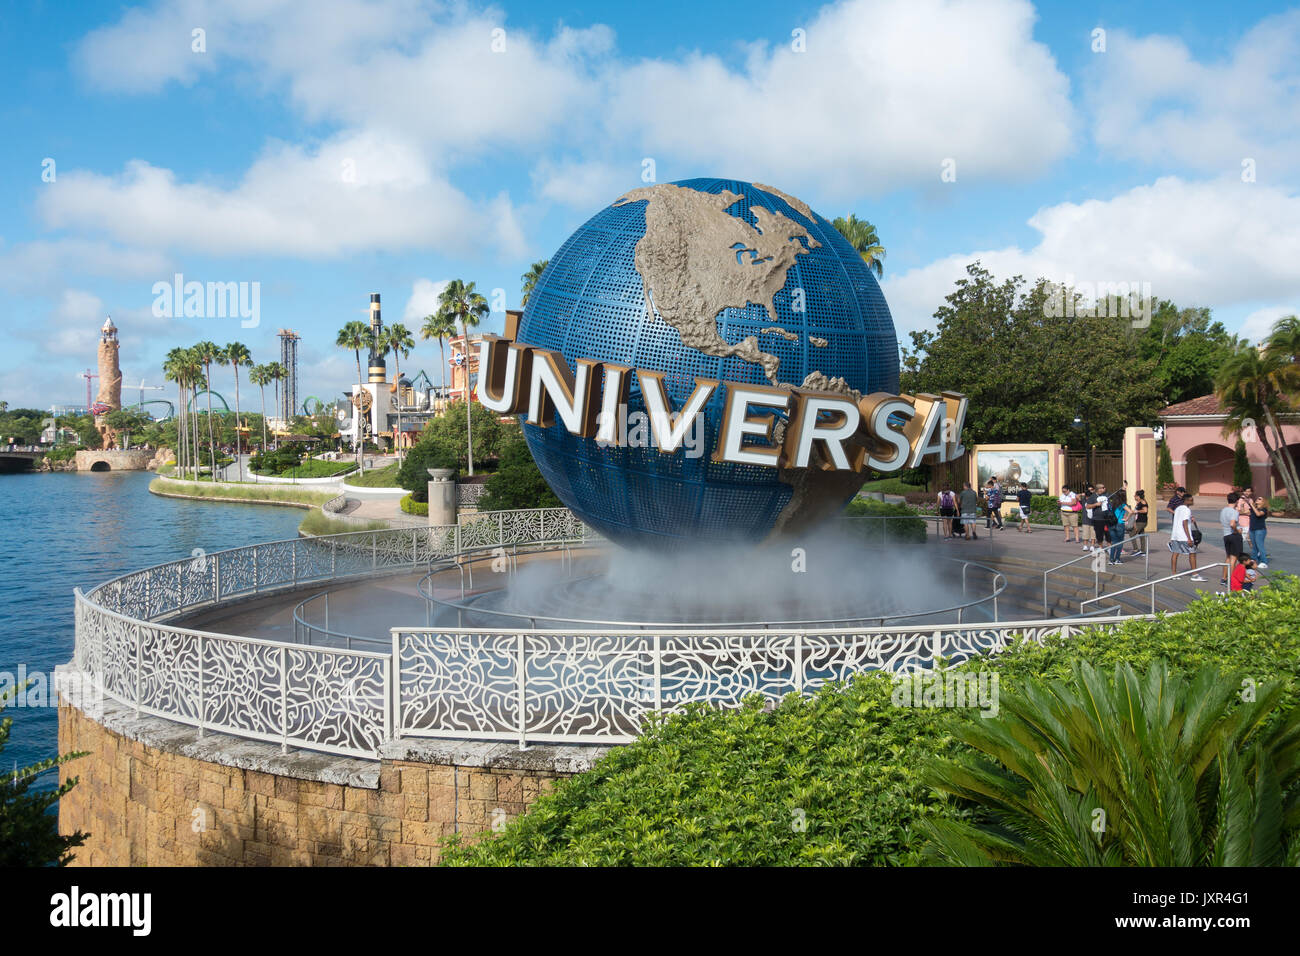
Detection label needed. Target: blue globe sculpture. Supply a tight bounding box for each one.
[517,177,899,547]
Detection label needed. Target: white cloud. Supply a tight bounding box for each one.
[883,176,1300,341]
[1239,306,1300,345]
[606,0,1073,195]
[401,278,450,326]
[530,158,637,210]
[1085,11,1300,175]
[36,131,500,259]
[0,239,170,294]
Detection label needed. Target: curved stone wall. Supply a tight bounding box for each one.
[57,675,607,866]
[75,449,155,471]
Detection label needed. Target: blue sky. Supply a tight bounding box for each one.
[2,0,1298,412]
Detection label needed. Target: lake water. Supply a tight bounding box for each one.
[0,470,305,784]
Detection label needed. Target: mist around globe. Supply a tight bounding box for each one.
[516,178,900,549]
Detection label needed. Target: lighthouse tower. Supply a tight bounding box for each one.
[94,316,123,449]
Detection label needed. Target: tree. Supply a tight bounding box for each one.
[163,347,203,479]
[420,310,458,395]
[1158,441,1175,487]
[477,428,559,511]
[923,661,1300,866]
[1,683,88,866]
[380,323,415,460]
[336,321,370,469]
[192,341,223,477]
[104,408,148,449]
[268,362,287,449]
[436,279,490,476]
[1215,340,1300,504]
[223,342,252,457]
[1137,302,1240,407]
[901,264,1164,446]
[1233,437,1252,489]
[831,214,885,277]
[396,433,458,501]
[249,363,272,453]
[520,259,549,307]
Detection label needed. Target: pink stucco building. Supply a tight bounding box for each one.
[1158,394,1300,498]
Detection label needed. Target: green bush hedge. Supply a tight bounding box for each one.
[400,494,428,516]
[442,575,1300,866]
[842,497,926,543]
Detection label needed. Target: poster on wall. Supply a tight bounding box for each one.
[976,449,1050,494]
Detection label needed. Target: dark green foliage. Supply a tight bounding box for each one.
[249,446,303,475]
[1158,442,1175,487]
[444,576,1300,866]
[476,430,559,511]
[842,497,926,542]
[899,264,1226,447]
[0,407,47,444]
[923,660,1300,866]
[0,685,88,866]
[1234,437,1253,489]
[396,438,458,503]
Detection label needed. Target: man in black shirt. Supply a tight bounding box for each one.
[1015,484,1033,533]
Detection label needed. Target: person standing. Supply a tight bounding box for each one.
[937,484,956,539]
[1219,492,1244,589]
[1129,490,1149,555]
[1092,483,1113,552]
[1059,484,1081,544]
[1083,484,1098,551]
[1168,493,1204,580]
[1249,495,1270,567]
[985,479,1004,530]
[959,482,980,541]
[1016,483,1033,532]
[1107,489,1127,563]
[1167,485,1186,521]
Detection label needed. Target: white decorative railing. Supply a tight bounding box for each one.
[72,508,1161,759]
[391,617,1148,747]
[456,482,489,506]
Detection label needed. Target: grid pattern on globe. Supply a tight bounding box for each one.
[517,178,900,546]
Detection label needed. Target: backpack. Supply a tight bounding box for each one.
[940,491,954,509]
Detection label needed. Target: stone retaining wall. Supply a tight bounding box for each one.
[57,680,607,866]
[75,449,154,471]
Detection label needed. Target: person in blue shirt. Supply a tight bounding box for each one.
[1015,484,1033,533]
[1108,489,1128,564]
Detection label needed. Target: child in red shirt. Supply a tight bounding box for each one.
[1230,557,1258,592]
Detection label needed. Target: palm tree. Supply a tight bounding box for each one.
[192,341,223,477]
[436,279,490,476]
[1215,341,1300,503]
[249,364,272,454]
[163,348,189,478]
[520,259,549,307]
[420,310,458,397]
[381,323,415,460]
[831,214,886,277]
[923,660,1300,866]
[268,362,286,450]
[336,321,370,468]
[223,342,252,464]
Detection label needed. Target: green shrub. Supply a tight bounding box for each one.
[924,660,1300,866]
[842,497,926,542]
[44,445,77,462]
[859,476,926,496]
[1233,437,1253,489]
[400,494,428,516]
[249,446,303,475]
[1158,442,1175,487]
[397,440,458,503]
[476,431,559,511]
[1,684,88,865]
[444,576,1300,867]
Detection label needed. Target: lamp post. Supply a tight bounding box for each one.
[1072,407,1092,486]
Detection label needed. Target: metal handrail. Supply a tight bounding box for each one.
[1041,531,1158,615]
[1080,562,1229,615]
[415,547,1009,631]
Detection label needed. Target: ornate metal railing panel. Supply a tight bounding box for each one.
[75,591,390,759]
[393,616,1141,746]
[72,512,1163,758]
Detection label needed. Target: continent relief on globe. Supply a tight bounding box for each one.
[613,182,876,536]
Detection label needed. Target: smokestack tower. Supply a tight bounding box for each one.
[367,293,387,383]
